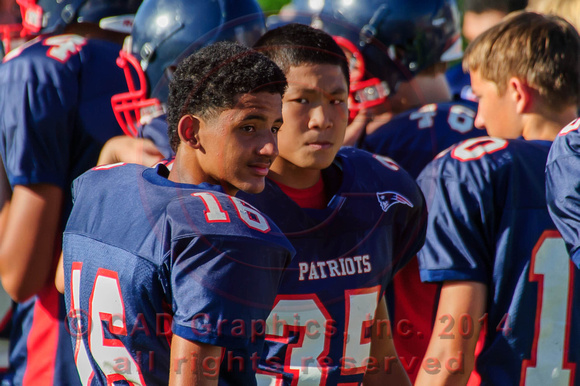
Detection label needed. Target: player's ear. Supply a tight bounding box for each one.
[508,77,533,114]
[178,114,201,149]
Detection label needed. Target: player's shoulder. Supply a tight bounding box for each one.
[164,187,294,251]
[337,147,421,196]
[1,34,119,76]
[387,100,477,129]
[77,162,146,187]
[422,136,549,180]
[365,100,479,151]
[337,147,404,176]
[549,118,580,163]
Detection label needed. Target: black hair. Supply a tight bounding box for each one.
[253,23,349,89]
[464,0,527,13]
[167,41,287,152]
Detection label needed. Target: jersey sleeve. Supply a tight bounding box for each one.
[416,145,497,284]
[169,234,291,348]
[546,120,580,266]
[163,192,293,349]
[0,51,78,188]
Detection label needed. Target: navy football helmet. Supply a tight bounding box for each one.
[112,0,266,136]
[317,0,462,113]
[17,0,141,35]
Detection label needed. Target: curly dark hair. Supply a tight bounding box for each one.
[253,23,349,89]
[166,41,287,153]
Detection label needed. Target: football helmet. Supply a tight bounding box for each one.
[317,0,462,113]
[112,0,266,137]
[16,0,142,35]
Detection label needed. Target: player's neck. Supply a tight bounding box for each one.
[168,149,237,195]
[522,106,578,141]
[268,160,322,190]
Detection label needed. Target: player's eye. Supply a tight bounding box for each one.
[241,125,256,133]
[271,126,281,134]
[292,98,309,104]
[330,98,346,105]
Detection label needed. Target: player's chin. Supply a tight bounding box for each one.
[236,177,266,195]
[298,152,336,170]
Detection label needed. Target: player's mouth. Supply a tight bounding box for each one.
[307,141,333,150]
[248,161,271,176]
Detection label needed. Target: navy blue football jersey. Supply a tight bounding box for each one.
[418,137,580,385]
[361,100,487,380]
[0,34,129,385]
[547,118,580,267]
[238,148,427,385]
[63,162,294,385]
[362,100,484,179]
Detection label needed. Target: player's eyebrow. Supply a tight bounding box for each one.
[244,114,284,125]
[290,86,348,95]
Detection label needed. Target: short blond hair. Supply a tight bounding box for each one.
[463,11,580,110]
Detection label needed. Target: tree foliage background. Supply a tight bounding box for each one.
[258,0,291,15]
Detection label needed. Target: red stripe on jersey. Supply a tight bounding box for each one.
[23,286,59,385]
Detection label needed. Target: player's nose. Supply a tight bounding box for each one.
[257,132,278,159]
[308,104,333,130]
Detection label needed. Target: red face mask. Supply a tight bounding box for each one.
[111,43,164,137]
[333,35,390,121]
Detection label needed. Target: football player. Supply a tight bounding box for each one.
[312,1,486,380]
[415,12,580,385]
[238,23,427,385]
[63,41,293,385]
[0,0,142,384]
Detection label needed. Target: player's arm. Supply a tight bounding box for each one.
[97,135,164,166]
[363,295,411,386]
[414,280,487,386]
[55,252,64,294]
[0,184,63,301]
[0,158,12,241]
[169,334,222,386]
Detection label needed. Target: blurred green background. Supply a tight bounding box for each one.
[257,0,291,15]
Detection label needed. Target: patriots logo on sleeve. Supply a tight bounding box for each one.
[377,191,414,212]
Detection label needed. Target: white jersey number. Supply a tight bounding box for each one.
[257,286,381,385]
[521,232,575,385]
[70,264,145,385]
